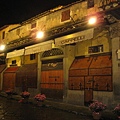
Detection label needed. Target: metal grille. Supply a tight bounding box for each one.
[42,48,63,58]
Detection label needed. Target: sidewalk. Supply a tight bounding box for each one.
[0,92,116,120]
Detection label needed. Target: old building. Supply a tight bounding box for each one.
[0,0,120,108]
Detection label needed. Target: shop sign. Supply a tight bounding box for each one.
[55,28,94,46]
[6,49,24,58]
[25,40,53,55]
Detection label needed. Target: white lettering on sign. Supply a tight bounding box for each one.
[60,35,85,45]
[55,28,94,46]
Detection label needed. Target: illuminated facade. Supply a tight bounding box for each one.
[0,0,120,107]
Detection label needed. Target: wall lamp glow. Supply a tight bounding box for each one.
[88,17,97,25]
[36,31,44,39]
[0,44,5,51]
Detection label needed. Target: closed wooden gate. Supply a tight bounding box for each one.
[41,59,63,100]
[3,73,16,91]
[69,54,112,106]
[3,67,19,91]
[16,64,37,91]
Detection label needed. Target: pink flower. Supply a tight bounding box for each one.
[20,91,30,98]
[18,99,23,103]
[113,104,120,116]
[34,93,46,101]
[89,100,106,112]
[5,89,13,95]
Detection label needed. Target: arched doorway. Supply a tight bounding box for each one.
[40,48,64,100]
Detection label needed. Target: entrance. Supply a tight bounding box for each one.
[3,66,19,90]
[41,59,63,100]
[69,54,112,106]
[41,48,64,100]
[84,76,94,106]
[16,64,37,91]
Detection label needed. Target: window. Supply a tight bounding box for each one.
[88,45,103,53]
[11,60,16,66]
[31,22,36,29]
[87,0,94,8]
[61,9,70,22]
[2,31,5,39]
[30,54,36,60]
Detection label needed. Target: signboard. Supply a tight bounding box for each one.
[6,49,24,58]
[55,28,94,46]
[25,40,53,55]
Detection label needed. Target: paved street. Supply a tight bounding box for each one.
[0,96,92,120]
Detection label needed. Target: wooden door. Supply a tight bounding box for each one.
[84,76,94,106]
[3,73,16,91]
[41,70,64,99]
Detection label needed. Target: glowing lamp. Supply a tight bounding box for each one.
[0,44,5,51]
[36,31,44,39]
[88,17,97,25]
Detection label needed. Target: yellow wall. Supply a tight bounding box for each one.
[7,54,38,66]
[7,56,22,67]
[24,54,38,64]
[6,24,30,43]
[0,0,118,45]
[0,24,20,44]
[75,30,110,56]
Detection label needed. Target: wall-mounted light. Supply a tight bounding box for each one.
[0,44,5,51]
[88,16,97,25]
[36,31,44,39]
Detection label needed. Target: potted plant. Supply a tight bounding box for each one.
[20,91,30,98]
[34,93,46,106]
[89,100,107,120]
[113,104,120,119]
[20,91,30,103]
[5,88,13,99]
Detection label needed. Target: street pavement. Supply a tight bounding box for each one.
[0,96,92,120]
[0,92,117,120]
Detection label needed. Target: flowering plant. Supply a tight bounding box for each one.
[5,89,13,95]
[20,91,30,98]
[113,104,120,116]
[89,100,107,112]
[34,93,46,102]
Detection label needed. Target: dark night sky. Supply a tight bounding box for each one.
[0,0,78,28]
